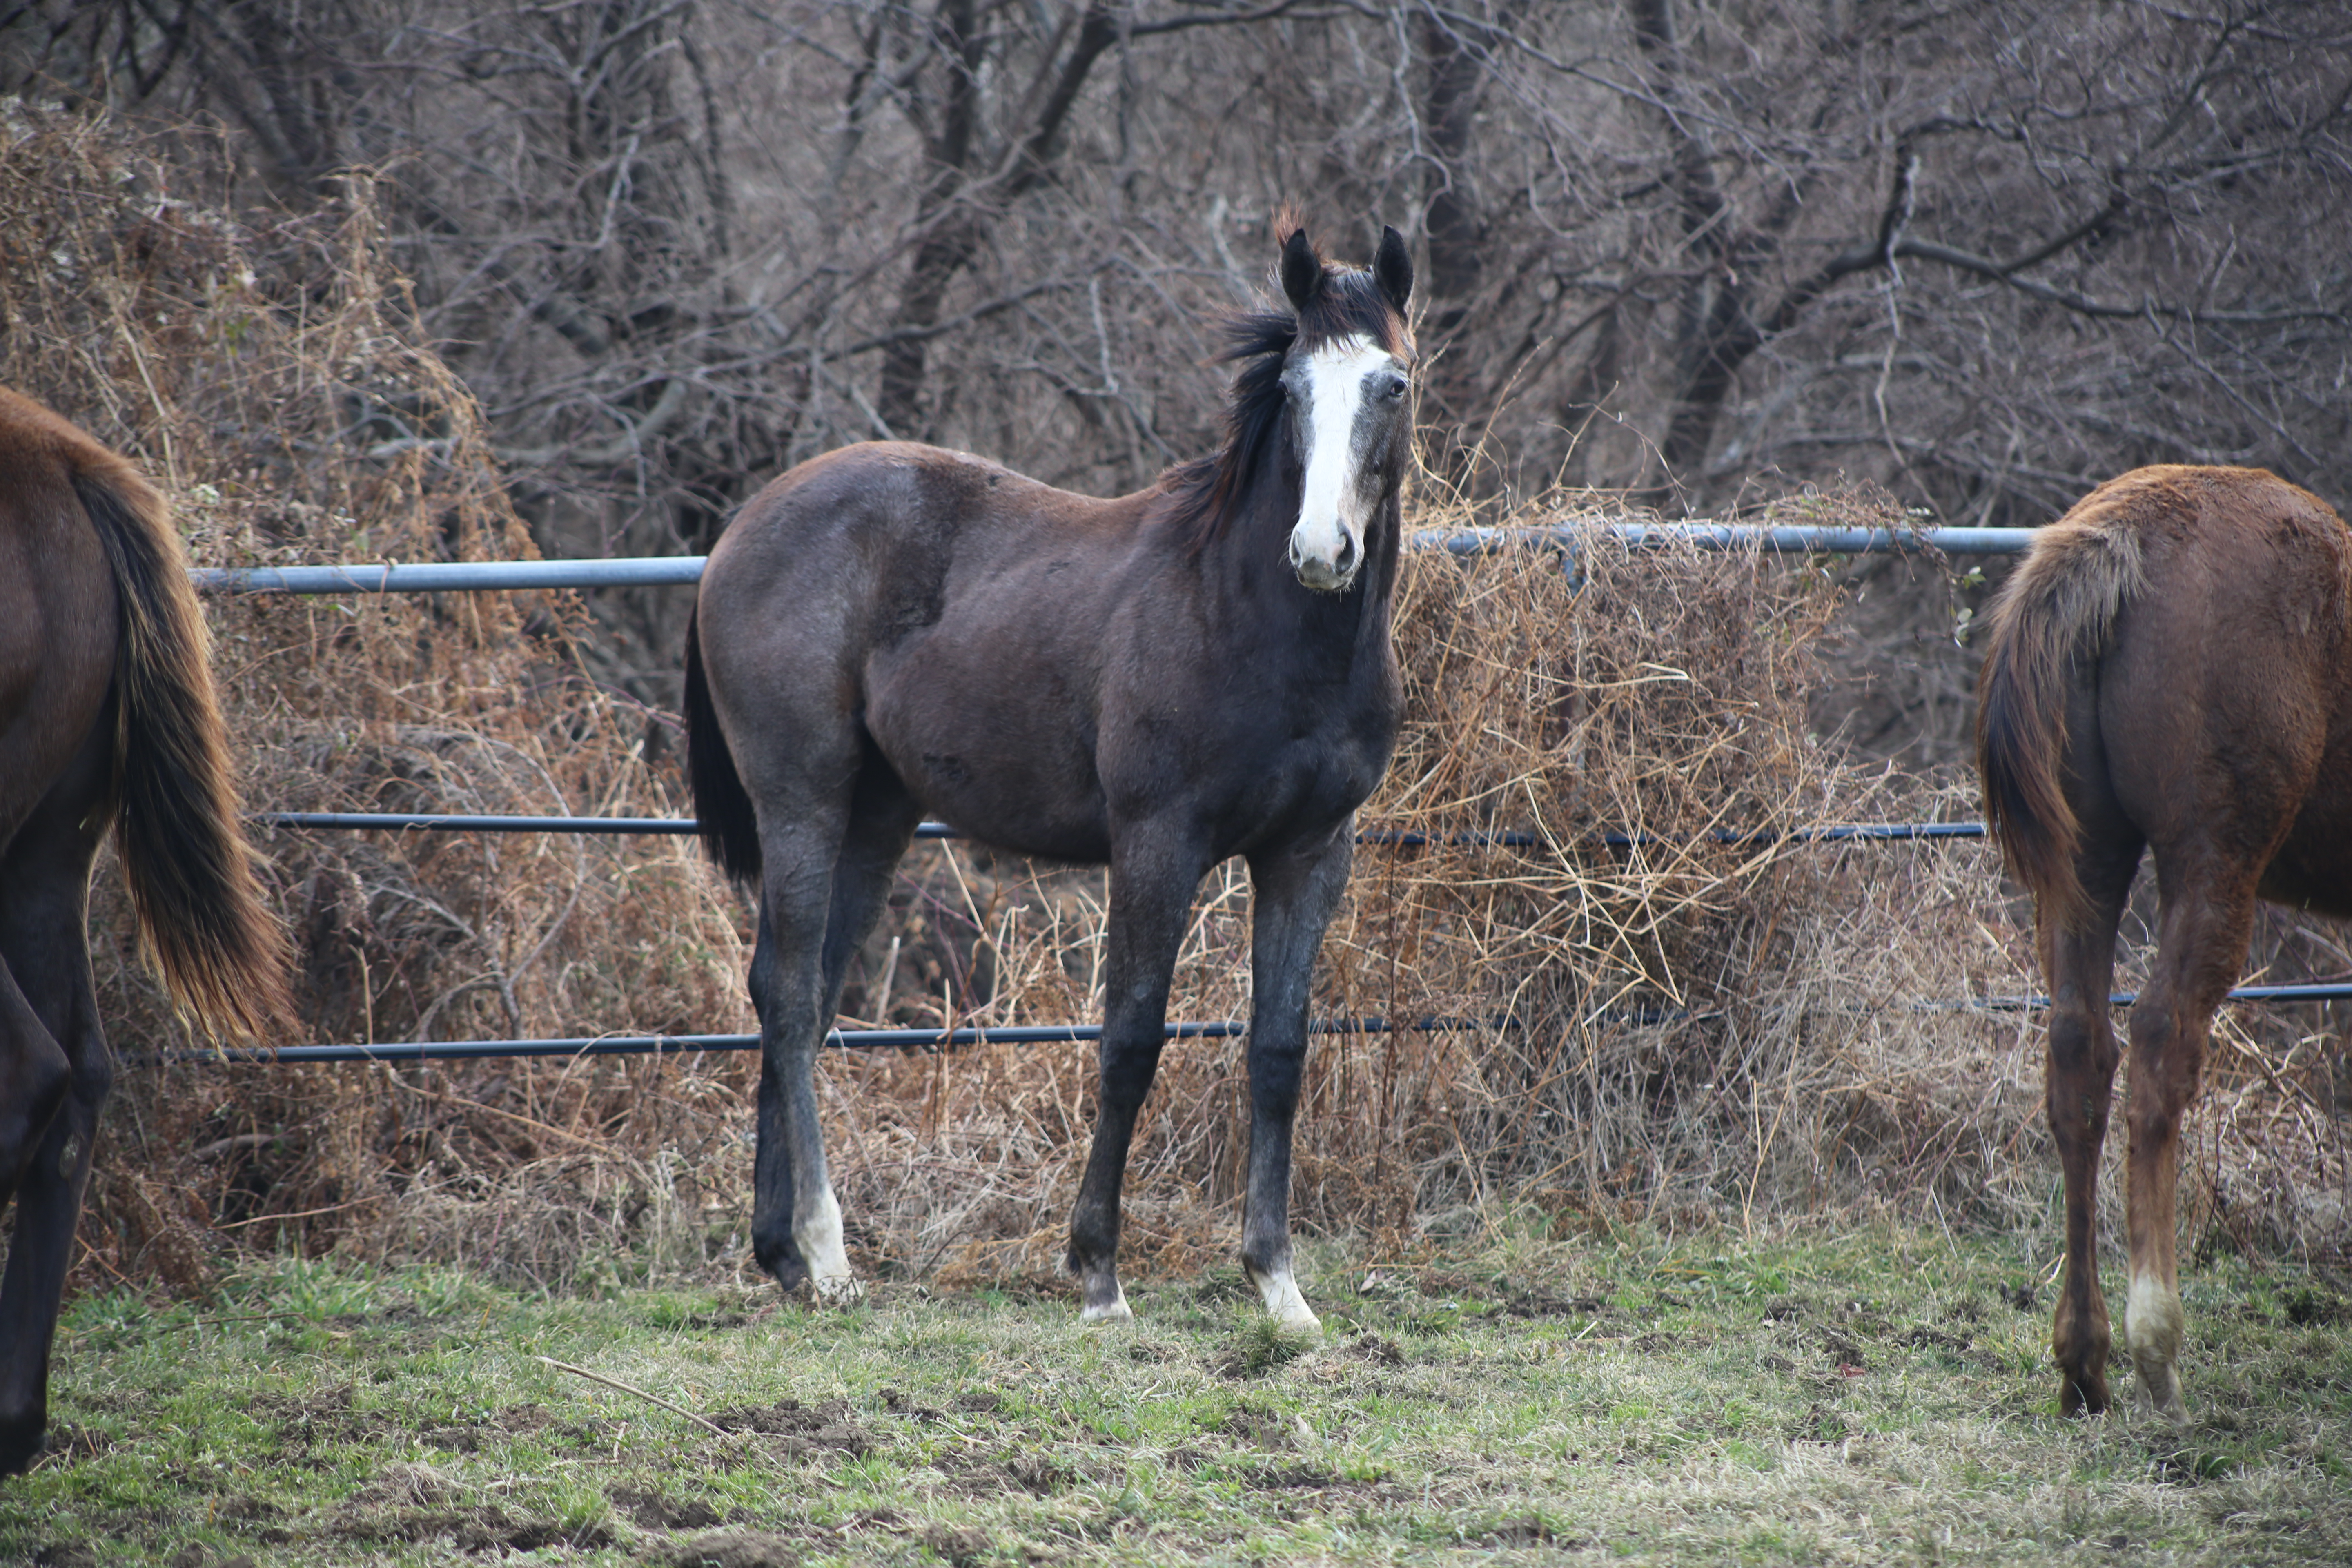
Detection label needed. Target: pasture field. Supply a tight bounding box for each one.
[2,1225,2346,1566]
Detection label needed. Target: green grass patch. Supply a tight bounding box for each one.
[3,1225,2348,1564]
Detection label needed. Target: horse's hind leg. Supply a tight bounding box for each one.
[2123,852,2263,1422]
[747,752,917,1302]
[0,773,110,1474]
[1237,824,1352,1334]
[2042,836,2139,1417]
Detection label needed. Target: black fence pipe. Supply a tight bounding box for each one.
[261,811,1986,847]
[171,1015,1498,1066]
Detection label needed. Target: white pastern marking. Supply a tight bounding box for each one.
[1079,1288,1134,1324]
[796,1187,862,1304]
[1249,1261,1324,1334]
[1290,334,1395,592]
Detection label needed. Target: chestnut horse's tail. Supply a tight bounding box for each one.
[73,453,294,1043]
[1975,498,2148,933]
[683,607,763,886]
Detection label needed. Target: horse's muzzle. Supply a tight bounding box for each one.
[1288,527,1361,593]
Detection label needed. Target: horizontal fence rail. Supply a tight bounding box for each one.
[260,811,1988,846]
[180,532,2142,1069]
[171,980,2352,1067]
[176,1016,1501,1066]
[189,522,2035,595]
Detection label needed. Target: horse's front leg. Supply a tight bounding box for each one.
[1067,826,1207,1323]
[1238,824,1352,1334]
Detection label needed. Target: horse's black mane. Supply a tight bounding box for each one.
[1165,253,1410,554]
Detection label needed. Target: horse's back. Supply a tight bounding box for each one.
[0,391,122,837]
[696,441,1154,857]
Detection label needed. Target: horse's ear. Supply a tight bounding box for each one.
[1281,228,1322,313]
[1375,225,1413,313]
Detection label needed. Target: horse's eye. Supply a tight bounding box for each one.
[1380,375,1408,401]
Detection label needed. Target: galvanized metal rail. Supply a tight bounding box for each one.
[192,526,2257,1067]
[187,521,2034,596]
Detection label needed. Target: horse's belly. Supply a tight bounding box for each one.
[865,690,1112,864]
[2260,820,2352,920]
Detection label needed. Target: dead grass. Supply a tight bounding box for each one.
[3,100,2346,1304]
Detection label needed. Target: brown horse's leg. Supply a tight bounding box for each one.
[2123,859,2259,1423]
[750,759,918,1297]
[2042,849,2135,1416]
[1237,825,1352,1333]
[0,784,109,1474]
[746,795,864,1305]
[1068,824,1209,1323]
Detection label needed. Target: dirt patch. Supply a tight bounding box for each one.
[877,1386,941,1421]
[1502,1291,1612,1319]
[329,1503,611,1551]
[710,1397,874,1458]
[1216,1403,1296,1449]
[923,1523,990,1567]
[612,1486,726,1530]
[1245,1461,1356,1491]
[949,1390,1004,1415]
[249,1384,365,1448]
[662,1530,803,1568]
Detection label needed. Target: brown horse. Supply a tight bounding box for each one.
[0,389,291,1474]
[685,224,1413,1326]
[1978,463,2352,1421]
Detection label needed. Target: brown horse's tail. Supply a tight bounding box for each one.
[73,458,294,1043]
[683,607,762,886]
[1974,505,2147,933]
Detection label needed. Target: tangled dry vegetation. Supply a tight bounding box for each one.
[5,105,2345,1307]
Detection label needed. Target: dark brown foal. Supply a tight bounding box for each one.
[686,224,1414,1326]
[0,389,291,1474]
[1978,464,2352,1421]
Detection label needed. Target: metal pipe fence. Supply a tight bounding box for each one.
[198,527,2336,1068]
[187,520,2034,597]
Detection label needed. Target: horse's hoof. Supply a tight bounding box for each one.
[2136,1369,2189,1425]
[1275,1303,1324,1336]
[1079,1288,1133,1325]
[0,1417,46,1477]
[809,1273,866,1307]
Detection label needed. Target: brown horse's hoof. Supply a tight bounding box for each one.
[2059,1373,2111,1417]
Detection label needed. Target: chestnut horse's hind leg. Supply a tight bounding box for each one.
[1067,824,1211,1323]
[0,785,111,1474]
[2041,841,2139,1417]
[2123,855,2262,1423]
[1237,825,1353,1334]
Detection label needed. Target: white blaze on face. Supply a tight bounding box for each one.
[1288,334,1402,593]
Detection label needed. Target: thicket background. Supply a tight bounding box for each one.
[1,0,2348,1295]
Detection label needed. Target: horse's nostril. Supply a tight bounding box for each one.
[1334,535,1358,575]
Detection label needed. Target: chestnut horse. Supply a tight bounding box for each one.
[1978,464,2352,1421]
[685,224,1413,1327]
[0,389,290,1474]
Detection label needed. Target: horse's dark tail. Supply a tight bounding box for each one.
[1975,497,2147,934]
[73,455,294,1044]
[683,607,763,886]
